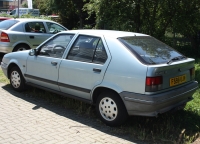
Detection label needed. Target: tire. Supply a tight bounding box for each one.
[10,66,26,92]
[13,44,29,52]
[96,91,128,126]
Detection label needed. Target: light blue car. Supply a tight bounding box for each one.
[1,30,198,126]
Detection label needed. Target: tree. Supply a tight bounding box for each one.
[21,1,28,8]
[84,0,200,54]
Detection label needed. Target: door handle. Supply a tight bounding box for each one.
[29,36,34,39]
[93,68,101,72]
[51,61,57,66]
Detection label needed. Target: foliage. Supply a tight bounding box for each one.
[32,0,92,29]
[22,1,28,8]
[84,0,200,38]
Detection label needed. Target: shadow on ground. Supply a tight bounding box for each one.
[2,84,200,144]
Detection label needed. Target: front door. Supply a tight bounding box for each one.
[25,34,75,91]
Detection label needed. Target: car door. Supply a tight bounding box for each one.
[58,35,111,100]
[25,34,75,91]
[24,22,51,48]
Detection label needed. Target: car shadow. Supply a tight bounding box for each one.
[1,84,200,144]
[1,84,146,144]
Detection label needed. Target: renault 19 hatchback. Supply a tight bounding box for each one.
[1,30,198,126]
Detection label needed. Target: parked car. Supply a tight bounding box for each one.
[1,30,198,126]
[0,17,11,22]
[0,18,67,53]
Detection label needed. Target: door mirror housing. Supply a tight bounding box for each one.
[29,49,37,56]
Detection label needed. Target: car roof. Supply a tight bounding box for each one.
[14,18,56,23]
[63,29,149,38]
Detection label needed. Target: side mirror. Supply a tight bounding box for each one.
[29,49,37,56]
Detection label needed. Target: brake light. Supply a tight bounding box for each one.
[190,67,195,80]
[0,32,10,42]
[146,76,162,92]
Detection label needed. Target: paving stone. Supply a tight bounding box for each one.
[0,83,139,144]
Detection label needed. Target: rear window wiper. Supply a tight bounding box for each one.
[167,56,187,64]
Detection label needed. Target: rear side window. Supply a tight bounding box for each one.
[67,35,107,64]
[118,36,184,65]
[0,19,19,30]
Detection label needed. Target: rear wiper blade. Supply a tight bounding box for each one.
[167,56,187,64]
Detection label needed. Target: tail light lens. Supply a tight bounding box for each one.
[0,32,10,42]
[146,76,162,92]
[190,67,195,80]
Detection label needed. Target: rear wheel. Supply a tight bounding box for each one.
[10,66,26,92]
[13,44,29,52]
[96,91,128,126]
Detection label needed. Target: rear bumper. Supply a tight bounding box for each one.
[120,81,198,116]
[0,42,14,53]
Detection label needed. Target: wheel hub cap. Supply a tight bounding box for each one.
[99,97,118,121]
[11,71,21,88]
[17,48,26,51]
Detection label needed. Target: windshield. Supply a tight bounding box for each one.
[0,19,19,30]
[118,36,184,65]
[10,9,16,15]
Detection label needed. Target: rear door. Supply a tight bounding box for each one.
[24,22,50,48]
[58,34,111,100]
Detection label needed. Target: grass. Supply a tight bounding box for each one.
[0,65,199,143]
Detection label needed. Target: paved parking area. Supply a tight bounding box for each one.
[0,83,139,144]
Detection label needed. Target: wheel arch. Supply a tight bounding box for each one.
[13,43,31,52]
[91,86,124,105]
[7,63,21,79]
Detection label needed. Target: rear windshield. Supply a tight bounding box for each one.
[0,19,19,30]
[118,36,184,65]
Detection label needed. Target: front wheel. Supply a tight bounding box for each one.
[10,66,26,92]
[96,91,128,126]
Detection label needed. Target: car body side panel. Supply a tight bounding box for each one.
[1,50,30,77]
[0,30,33,52]
[102,36,147,94]
[25,32,51,47]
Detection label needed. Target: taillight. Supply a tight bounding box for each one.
[190,67,195,80]
[0,32,10,42]
[145,76,162,92]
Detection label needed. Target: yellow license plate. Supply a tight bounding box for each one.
[170,75,186,86]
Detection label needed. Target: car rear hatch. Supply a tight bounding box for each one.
[118,35,196,94]
[145,59,195,93]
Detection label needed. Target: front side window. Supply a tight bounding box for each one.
[46,22,66,34]
[118,36,184,65]
[38,34,74,58]
[25,22,46,33]
[67,35,107,64]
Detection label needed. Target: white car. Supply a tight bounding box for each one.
[1,30,198,126]
[0,18,67,53]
